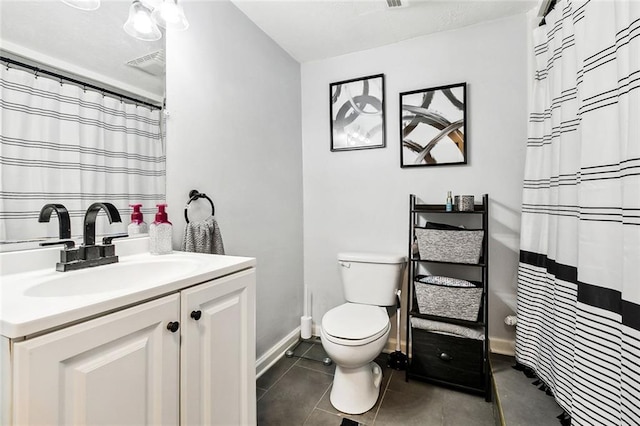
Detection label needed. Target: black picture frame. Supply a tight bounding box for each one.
[400,82,467,167]
[330,74,385,152]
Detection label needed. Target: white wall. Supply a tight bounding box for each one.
[166,0,303,357]
[301,14,528,351]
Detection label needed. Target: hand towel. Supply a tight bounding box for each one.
[182,215,225,255]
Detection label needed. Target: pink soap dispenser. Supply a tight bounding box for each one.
[128,204,148,235]
[149,203,172,255]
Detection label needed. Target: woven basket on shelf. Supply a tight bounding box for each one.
[415,228,484,264]
[414,281,482,321]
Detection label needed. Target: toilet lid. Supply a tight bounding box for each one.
[322,303,389,340]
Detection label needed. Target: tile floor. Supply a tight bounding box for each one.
[256,339,495,426]
[491,354,564,426]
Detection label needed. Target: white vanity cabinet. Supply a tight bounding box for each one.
[12,294,181,425]
[181,268,256,426]
[8,267,257,426]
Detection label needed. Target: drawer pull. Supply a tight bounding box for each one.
[167,321,180,333]
[191,310,202,320]
[439,352,453,362]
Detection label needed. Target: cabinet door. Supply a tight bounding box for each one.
[181,268,256,426]
[12,294,180,426]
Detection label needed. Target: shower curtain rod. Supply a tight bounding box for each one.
[538,0,557,26]
[1,56,162,111]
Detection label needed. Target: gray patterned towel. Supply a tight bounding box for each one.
[182,216,225,255]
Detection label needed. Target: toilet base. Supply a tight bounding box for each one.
[330,362,383,415]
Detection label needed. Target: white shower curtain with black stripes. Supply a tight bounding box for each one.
[0,66,165,246]
[516,1,640,425]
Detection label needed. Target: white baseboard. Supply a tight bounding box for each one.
[255,327,300,379]
[257,326,515,376]
[490,337,515,356]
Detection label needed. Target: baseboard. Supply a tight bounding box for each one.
[490,338,515,356]
[255,327,301,379]
[314,323,515,357]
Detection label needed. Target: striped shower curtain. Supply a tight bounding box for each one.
[0,65,165,246]
[516,1,640,425]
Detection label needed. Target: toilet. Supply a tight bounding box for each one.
[320,252,406,415]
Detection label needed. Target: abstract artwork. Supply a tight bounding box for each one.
[400,82,467,167]
[330,74,385,151]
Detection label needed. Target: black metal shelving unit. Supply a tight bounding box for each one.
[405,194,491,401]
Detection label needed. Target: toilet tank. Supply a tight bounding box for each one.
[338,252,407,306]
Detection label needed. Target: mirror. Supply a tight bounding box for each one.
[0,0,166,252]
[0,0,165,103]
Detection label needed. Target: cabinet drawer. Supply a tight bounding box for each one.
[410,328,484,389]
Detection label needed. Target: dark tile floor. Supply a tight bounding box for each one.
[256,339,494,425]
[491,354,564,426]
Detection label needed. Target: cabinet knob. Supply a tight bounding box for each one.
[167,321,180,333]
[439,352,453,362]
[190,310,202,321]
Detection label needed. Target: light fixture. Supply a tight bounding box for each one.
[151,0,189,31]
[124,0,162,42]
[60,0,100,11]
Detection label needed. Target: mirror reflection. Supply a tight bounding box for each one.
[0,0,167,251]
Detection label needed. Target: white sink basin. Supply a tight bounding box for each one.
[24,258,202,297]
[0,244,256,339]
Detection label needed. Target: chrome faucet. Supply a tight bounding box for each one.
[38,204,71,239]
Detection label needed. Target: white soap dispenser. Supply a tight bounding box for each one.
[149,203,172,255]
[127,204,148,235]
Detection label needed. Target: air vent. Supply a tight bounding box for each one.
[385,0,409,9]
[126,50,166,76]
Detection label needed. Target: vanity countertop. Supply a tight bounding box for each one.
[0,240,255,339]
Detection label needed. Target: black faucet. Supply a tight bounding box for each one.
[38,204,71,239]
[39,202,129,272]
[83,202,122,246]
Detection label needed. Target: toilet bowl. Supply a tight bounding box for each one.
[320,252,406,415]
[321,303,391,414]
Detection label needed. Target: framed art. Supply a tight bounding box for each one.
[330,74,385,151]
[400,82,467,167]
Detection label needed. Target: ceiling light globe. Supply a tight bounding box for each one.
[124,0,162,42]
[152,0,189,31]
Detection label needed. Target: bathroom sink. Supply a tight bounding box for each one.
[24,258,202,297]
[1,240,256,339]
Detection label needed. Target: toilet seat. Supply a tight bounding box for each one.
[322,303,390,346]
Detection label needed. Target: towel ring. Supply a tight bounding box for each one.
[184,189,215,223]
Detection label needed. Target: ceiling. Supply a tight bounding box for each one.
[0,0,538,97]
[230,0,538,63]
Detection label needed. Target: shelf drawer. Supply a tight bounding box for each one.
[410,328,484,389]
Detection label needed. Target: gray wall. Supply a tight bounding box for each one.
[301,14,528,353]
[166,0,303,357]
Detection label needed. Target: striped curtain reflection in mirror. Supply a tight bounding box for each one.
[517,1,640,425]
[0,65,165,247]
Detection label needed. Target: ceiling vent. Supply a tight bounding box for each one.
[385,0,409,9]
[126,49,166,76]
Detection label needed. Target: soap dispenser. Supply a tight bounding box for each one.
[127,204,148,235]
[149,203,172,255]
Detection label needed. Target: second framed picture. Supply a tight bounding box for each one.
[400,82,467,167]
[330,74,385,151]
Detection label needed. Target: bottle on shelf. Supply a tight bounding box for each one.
[127,204,148,235]
[446,191,453,212]
[149,203,172,255]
